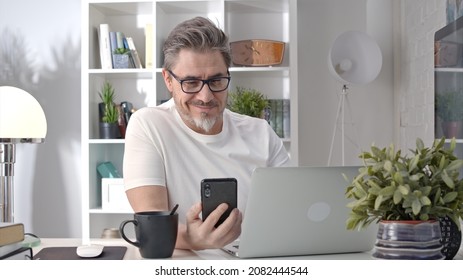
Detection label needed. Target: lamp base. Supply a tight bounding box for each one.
[0,143,15,222]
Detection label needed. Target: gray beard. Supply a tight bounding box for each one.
[191,113,217,133]
[173,98,223,133]
[177,108,219,133]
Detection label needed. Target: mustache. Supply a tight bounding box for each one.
[188,100,219,107]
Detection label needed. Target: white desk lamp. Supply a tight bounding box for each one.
[327,31,382,166]
[0,86,47,223]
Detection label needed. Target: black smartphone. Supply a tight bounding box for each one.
[201,178,237,227]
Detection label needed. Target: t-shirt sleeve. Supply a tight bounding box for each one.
[123,109,166,190]
[266,124,291,167]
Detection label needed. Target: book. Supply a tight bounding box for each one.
[116,31,125,49]
[122,37,136,68]
[0,247,32,260]
[98,23,113,69]
[109,31,118,66]
[267,99,286,138]
[283,99,290,139]
[145,23,153,69]
[126,37,143,68]
[0,223,24,246]
[0,241,22,256]
[274,99,284,138]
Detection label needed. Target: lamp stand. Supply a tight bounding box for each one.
[0,143,15,223]
[327,85,360,166]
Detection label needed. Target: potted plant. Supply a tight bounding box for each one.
[113,47,131,69]
[345,137,463,259]
[435,90,463,138]
[228,86,269,118]
[98,81,120,139]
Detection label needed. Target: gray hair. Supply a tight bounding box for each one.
[162,17,231,70]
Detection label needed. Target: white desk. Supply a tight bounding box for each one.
[33,238,375,260]
[33,238,463,260]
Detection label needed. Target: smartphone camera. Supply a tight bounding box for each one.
[204,184,211,198]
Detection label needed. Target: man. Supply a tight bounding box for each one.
[123,17,290,251]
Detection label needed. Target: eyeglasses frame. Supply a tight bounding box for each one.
[167,70,231,94]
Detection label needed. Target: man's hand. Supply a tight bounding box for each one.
[182,202,242,250]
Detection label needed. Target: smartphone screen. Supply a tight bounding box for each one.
[201,178,237,227]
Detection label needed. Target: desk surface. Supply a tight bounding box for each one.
[33,238,375,260]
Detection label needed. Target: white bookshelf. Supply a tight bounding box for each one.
[81,0,298,238]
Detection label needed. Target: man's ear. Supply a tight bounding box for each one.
[162,69,174,92]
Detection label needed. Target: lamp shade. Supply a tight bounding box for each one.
[328,31,382,85]
[0,86,47,143]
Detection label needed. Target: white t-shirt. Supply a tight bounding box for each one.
[123,99,290,222]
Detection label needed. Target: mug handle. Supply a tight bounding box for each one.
[119,219,140,248]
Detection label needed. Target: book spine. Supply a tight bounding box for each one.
[122,37,135,68]
[98,23,112,69]
[126,37,143,68]
[116,31,124,49]
[109,31,117,67]
[268,99,277,134]
[283,99,290,139]
[275,99,284,138]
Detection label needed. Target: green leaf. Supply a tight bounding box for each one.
[398,185,410,195]
[443,192,458,203]
[409,155,419,172]
[374,195,383,210]
[416,138,424,150]
[379,186,396,197]
[420,196,431,206]
[393,189,403,204]
[446,159,463,171]
[384,160,393,172]
[412,199,422,215]
[442,170,455,189]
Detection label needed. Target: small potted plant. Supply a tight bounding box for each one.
[98,81,120,139]
[435,90,463,138]
[345,137,463,259]
[113,47,131,69]
[228,86,269,118]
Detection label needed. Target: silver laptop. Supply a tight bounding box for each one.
[222,166,377,258]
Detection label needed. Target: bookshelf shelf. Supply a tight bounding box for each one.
[81,0,298,239]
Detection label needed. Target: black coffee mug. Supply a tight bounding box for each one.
[120,211,178,258]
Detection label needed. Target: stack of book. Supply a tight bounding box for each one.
[98,23,143,69]
[267,99,290,139]
[0,223,32,260]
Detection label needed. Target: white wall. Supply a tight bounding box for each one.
[0,0,82,237]
[297,0,394,167]
[394,0,446,151]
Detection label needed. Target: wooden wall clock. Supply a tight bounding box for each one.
[230,39,285,66]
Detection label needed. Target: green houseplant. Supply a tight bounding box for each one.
[346,137,463,229]
[345,137,463,259]
[435,90,463,138]
[228,86,269,118]
[98,81,119,139]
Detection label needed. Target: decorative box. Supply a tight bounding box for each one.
[101,178,132,211]
[230,39,285,66]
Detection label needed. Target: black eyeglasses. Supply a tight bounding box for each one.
[168,70,231,94]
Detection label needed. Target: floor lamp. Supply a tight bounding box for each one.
[326,31,382,166]
[0,86,47,223]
